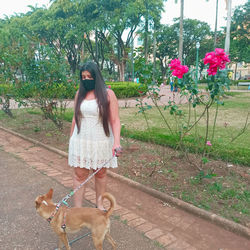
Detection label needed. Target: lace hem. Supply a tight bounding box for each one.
[68,156,117,169]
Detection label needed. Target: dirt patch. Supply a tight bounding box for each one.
[0,109,249,227]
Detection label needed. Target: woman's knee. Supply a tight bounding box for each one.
[73,168,89,182]
[94,168,107,179]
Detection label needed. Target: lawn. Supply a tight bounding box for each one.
[119,91,250,165]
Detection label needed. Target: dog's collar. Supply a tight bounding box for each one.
[47,203,61,223]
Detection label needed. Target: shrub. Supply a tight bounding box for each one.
[230,80,250,86]
[106,81,147,98]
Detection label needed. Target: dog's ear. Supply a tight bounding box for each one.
[46,188,53,199]
[35,200,40,209]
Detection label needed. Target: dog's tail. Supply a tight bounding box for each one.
[102,192,116,218]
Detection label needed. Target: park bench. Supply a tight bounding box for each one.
[237,81,250,90]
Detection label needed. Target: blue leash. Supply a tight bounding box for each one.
[54,232,91,250]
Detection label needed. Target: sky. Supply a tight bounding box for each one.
[162,0,248,30]
[0,0,248,31]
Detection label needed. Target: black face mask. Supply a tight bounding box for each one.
[82,79,95,91]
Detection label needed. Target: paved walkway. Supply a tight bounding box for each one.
[0,128,249,250]
[8,86,187,110]
[0,150,161,250]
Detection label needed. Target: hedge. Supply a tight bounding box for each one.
[106,81,147,98]
[230,80,250,86]
[0,84,12,93]
[0,81,147,100]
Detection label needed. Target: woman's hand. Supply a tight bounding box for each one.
[112,145,123,157]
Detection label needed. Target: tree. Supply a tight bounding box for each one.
[230,1,250,64]
[172,19,212,66]
[0,15,35,84]
[228,1,250,80]
[154,24,178,78]
[141,0,164,63]
[154,19,212,80]
[27,0,87,74]
[82,0,145,81]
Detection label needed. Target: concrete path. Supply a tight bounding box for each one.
[0,150,162,250]
[8,86,187,110]
[0,128,249,250]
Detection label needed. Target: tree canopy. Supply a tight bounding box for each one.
[0,0,248,82]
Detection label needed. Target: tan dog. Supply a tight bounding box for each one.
[35,189,117,250]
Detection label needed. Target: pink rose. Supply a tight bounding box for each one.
[215,48,225,56]
[206,141,212,146]
[203,48,230,76]
[203,52,216,65]
[169,58,181,71]
[207,66,218,76]
[169,59,189,79]
[108,85,111,89]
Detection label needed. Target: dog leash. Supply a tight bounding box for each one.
[47,147,122,223]
[54,232,91,250]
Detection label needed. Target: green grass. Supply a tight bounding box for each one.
[27,109,42,115]
[224,91,243,97]
[181,173,250,220]
[119,92,250,165]
[64,108,74,122]
[198,83,250,91]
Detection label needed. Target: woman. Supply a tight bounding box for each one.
[68,62,122,210]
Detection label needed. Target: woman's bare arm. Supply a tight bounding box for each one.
[70,90,79,137]
[107,89,121,156]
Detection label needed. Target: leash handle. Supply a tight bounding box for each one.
[114,146,123,157]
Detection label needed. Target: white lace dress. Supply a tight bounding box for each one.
[68,99,117,169]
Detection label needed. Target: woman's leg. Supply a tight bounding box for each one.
[73,167,89,207]
[94,168,107,210]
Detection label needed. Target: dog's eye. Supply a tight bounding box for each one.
[42,200,48,206]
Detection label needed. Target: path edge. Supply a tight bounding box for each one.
[1,125,249,240]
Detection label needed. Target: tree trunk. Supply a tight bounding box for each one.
[178,0,184,63]
[119,63,125,82]
[224,0,232,55]
[159,59,166,82]
[144,12,149,64]
[67,54,77,74]
[234,62,238,80]
[214,0,219,49]
[153,28,156,81]
[95,30,99,67]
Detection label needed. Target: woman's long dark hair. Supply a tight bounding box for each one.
[75,62,110,136]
